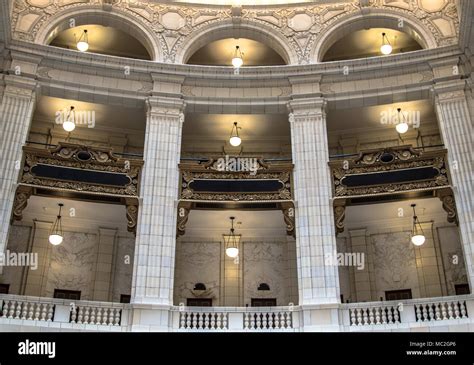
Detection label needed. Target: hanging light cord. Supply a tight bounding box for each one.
[411,204,424,236]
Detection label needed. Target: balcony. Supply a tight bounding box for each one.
[1,294,473,332]
[0,294,130,332]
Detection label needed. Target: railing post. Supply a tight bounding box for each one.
[465,297,474,317]
[399,302,416,323]
[171,310,180,330]
[228,312,243,331]
[341,307,351,326]
[53,304,72,323]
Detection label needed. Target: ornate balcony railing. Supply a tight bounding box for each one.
[177,156,295,237]
[0,294,129,330]
[13,142,143,233]
[341,295,473,330]
[1,294,473,332]
[171,306,299,332]
[328,146,458,234]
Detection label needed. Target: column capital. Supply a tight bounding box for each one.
[432,79,467,103]
[146,96,186,121]
[3,75,38,98]
[288,97,327,121]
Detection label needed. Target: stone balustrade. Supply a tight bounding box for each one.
[0,294,129,331]
[179,310,229,330]
[1,294,473,332]
[341,295,473,331]
[172,306,298,332]
[348,303,401,326]
[414,299,468,322]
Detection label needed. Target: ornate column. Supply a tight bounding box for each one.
[433,80,474,289]
[0,76,36,274]
[288,97,340,306]
[131,96,185,307]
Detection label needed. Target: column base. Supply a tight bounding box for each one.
[129,303,173,332]
[299,303,341,332]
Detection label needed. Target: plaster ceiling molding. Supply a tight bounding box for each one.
[59,0,90,5]
[240,8,301,64]
[127,2,154,22]
[168,8,234,63]
[287,11,313,32]
[319,5,349,24]
[160,9,187,31]
[430,15,457,38]
[14,11,43,41]
[26,0,54,7]
[418,0,448,13]
[383,0,412,10]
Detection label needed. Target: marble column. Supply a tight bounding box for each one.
[131,96,185,306]
[288,98,340,305]
[0,77,36,274]
[434,81,474,289]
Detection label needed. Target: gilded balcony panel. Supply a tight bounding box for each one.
[328,146,450,199]
[12,142,143,233]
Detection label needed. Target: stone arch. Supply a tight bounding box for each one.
[312,9,438,63]
[35,7,161,62]
[175,19,298,65]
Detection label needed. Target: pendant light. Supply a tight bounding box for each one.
[381,32,392,55]
[49,203,64,246]
[396,108,409,134]
[76,29,89,52]
[62,106,76,132]
[229,121,242,147]
[224,216,240,258]
[410,204,425,246]
[232,46,244,68]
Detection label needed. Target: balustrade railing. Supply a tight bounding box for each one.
[1,298,54,321]
[414,299,468,322]
[1,294,472,331]
[0,294,128,328]
[343,295,472,327]
[348,304,400,326]
[70,304,122,326]
[179,311,228,330]
[243,311,293,330]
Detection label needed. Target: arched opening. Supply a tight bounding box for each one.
[322,27,422,62]
[37,9,160,61]
[314,13,435,62]
[186,38,286,66]
[48,24,152,60]
[177,21,295,65]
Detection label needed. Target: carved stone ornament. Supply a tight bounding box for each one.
[20,142,143,198]
[12,186,33,221]
[179,158,293,202]
[281,201,295,238]
[126,204,139,234]
[334,201,346,235]
[328,146,450,198]
[436,188,458,225]
[176,201,192,237]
